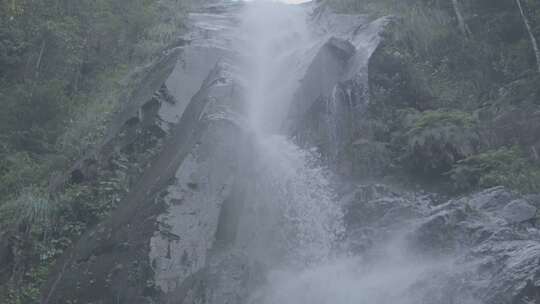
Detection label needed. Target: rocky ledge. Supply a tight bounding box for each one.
[344,184,540,304]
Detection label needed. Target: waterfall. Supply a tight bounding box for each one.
[233,1,344,269]
[230,2,461,304]
[236,135,344,266]
[154,1,477,303]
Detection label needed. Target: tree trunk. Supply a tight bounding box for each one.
[30,39,47,98]
[516,0,540,73]
[35,39,46,79]
[532,146,539,161]
[451,0,472,38]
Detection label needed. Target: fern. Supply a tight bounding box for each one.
[402,109,479,175]
[449,146,540,193]
[0,187,56,233]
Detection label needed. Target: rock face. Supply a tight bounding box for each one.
[288,12,390,175]
[40,3,245,303]
[343,185,540,304]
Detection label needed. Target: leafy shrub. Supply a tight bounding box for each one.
[0,80,72,153]
[410,109,475,130]
[401,109,479,176]
[56,65,128,161]
[0,261,50,304]
[448,146,540,193]
[0,187,56,234]
[0,152,44,201]
[0,1,191,302]
[391,5,457,59]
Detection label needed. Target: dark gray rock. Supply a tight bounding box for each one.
[327,37,356,60]
[343,184,540,304]
[500,199,538,224]
[344,185,423,229]
[525,194,540,209]
[287,13,389,176]
[467,186,514,211]
[40,3,244,303]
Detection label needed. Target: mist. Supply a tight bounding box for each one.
[5,0,539,303]
[232,2,457,303]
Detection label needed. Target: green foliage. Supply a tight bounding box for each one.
[0,152,44,200]
[1,80,72,152]
[1,261,51,304]
[56,65,129,160]
[348,0,540,192]
[0,187,56,233]
[0,0,190,203]
[0,0,190,157]
[0,0,191,301]
[449,146,540,193]
[0,149,136,302]
[401,109,479,176]
[391,5,456,59]
[410,109,475,131]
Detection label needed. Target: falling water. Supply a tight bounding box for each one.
[237,1,313,134]
[236,135,344,266]
[228,1,465,304]
[233,1,343,267]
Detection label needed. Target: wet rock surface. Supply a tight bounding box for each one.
[288,12,390,176]
[40,3,243,303]
[343,185,540,304]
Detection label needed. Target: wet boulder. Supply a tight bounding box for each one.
[500,199,538,224]
[343,184,540,304]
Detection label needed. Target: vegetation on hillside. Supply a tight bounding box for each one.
[0,1,192,302]
[326,0,540,194]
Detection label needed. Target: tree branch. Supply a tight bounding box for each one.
[451,0,472,38]
[516,0,540,73]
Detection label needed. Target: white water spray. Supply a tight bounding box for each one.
[232,2,465,304]
[233,1,343,267]
[237,1,312,134]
